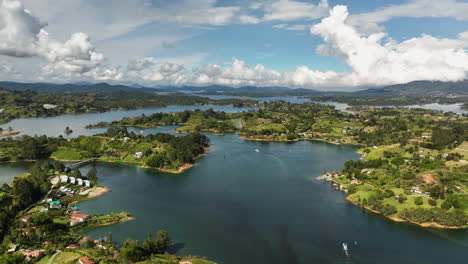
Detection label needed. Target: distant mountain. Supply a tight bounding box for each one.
[0,81,167,94]
[357,80,468,97]
[0,79,466,98]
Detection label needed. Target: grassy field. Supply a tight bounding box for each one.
[37,252,82,264]
[135,255,217,264]
[51,147,92,161]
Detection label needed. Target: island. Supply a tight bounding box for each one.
[88,101,468,228]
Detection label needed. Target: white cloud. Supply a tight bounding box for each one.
[273,24,308,31]
[311,5,468,86]
[349,0,468,34]
[261,0,329,21]
[0,0,104,78]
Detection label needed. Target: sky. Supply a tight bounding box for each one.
[0,0,467,90]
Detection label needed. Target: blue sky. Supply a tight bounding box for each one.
[0,0,467,90]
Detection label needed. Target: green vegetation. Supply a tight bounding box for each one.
[0,88,256,125]
[0,127,210,172]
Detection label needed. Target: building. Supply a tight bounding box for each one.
[123,137,130,142]
[49,201,61,209]
[60,175,68,183]
[70,219,81,226]
[71,213,90,222]
[20,215,31,223]
[78,257,95,264]
[134,152,143,158]
[350,179,361,185]
[411,186,423,194]
[77,178,83,186]
[69,177,76,184]
[84,180,91,187]
[66,244,78,249]
[43,104,57,109]
[23,249,44,261]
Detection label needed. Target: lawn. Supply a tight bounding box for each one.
[51,147,92,161]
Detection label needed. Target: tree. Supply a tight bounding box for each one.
[155,230,171,253]
[414,196,423,206]
[87,163,98,183]
[428,199,437,206]
[441,200,452,210]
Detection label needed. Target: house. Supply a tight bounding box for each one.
[123,137,130,142]
[79,256,95,264]
[43,104,57,109]
[134,152,143,158]
[350,179,360,185]
[77,178,83,186]
[66,244,78,249]
[49,201,61,209]
[69,177,76,184]
[71,213,90,222]
[23,249,44,261]
[84,180,91,187]
[60,175,68,183]
[20,215,31,223]
[411,187,423,194]
[70,219,81,226]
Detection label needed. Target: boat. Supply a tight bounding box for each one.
[255,149,260,152]
[343,242,349,256]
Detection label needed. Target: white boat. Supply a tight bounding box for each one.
[343,242,349,256]
[255,149,260,152]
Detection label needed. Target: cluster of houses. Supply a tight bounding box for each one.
[60,175,92,187]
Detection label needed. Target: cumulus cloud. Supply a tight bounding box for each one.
[123,5,468,89]
[0,0,104,78]
[311,5,468,86]
[349,0,468,34]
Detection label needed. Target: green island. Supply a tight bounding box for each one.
[89,101,468,228]
[0,160,216,263]
[0,128,210,174]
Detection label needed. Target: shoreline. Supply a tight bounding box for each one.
[346,196,465,229]
[0,131,20,137]
[71,187,111,204]
[97,146,210,174]
[94,216,135,227]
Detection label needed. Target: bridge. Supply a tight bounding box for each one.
[65,158,97,172]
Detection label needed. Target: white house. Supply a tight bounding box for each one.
[123,137,130,142]
[43,104,57,109]
[411,186,423,194]
[69,177,76,184]
[84,180,91,187]
[77,178,83,186]
[60,175,68,183]
[134,152,143,159]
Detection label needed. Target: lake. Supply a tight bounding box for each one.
[0,105,467,264]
